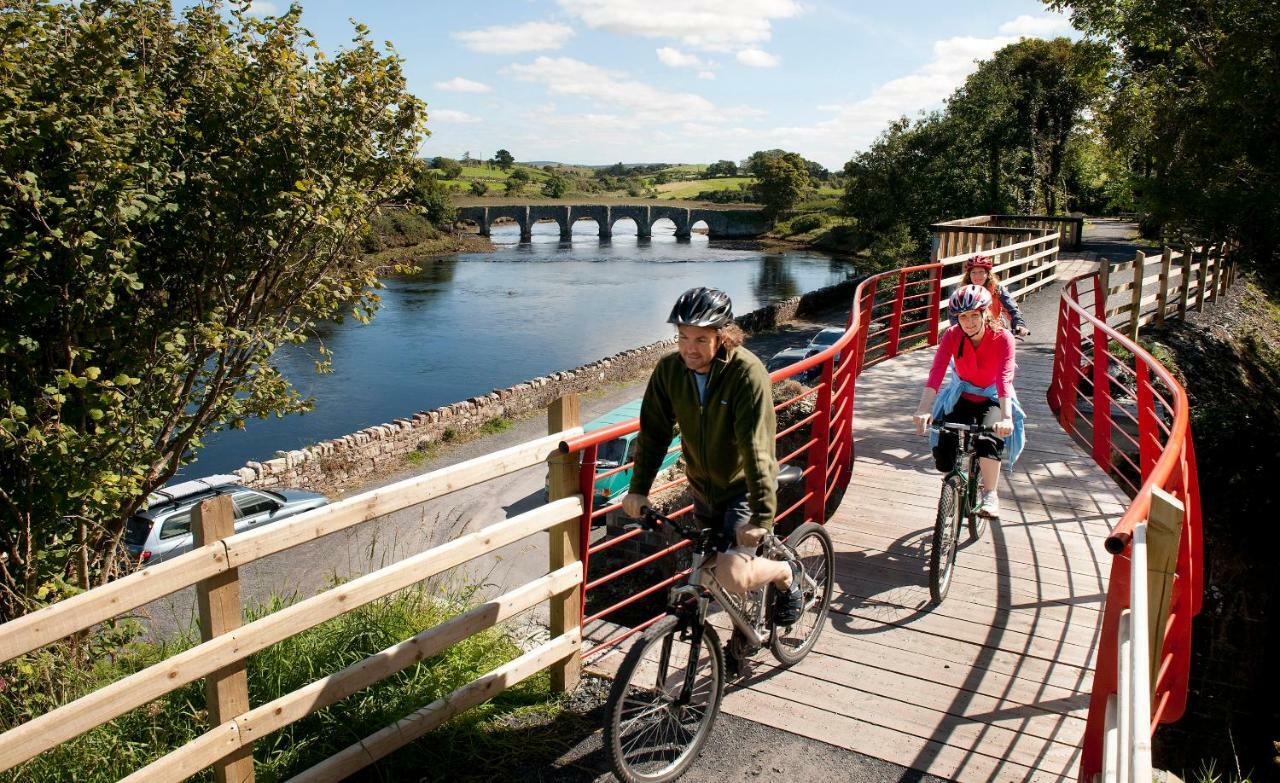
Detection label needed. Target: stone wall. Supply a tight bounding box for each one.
[234,276,858,494]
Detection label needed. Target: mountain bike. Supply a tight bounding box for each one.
[602,476,834,783]
[929,421,994,604]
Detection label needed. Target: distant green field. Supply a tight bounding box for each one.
[655,177,753,200]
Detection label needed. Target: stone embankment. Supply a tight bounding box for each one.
[235,277,858,493]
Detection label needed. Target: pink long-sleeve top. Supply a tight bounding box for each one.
[926,324,1017,401]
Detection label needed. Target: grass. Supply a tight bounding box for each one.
[654,176,754,200]
[0,579,567,782]
[479,417,514,435]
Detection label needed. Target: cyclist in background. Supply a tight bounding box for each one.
[621,287,805,626]
[913,285,1026,518]
[948,254,1030,337]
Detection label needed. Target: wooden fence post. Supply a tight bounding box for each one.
[1178,246,1193,321]
[1196,244,1210,312]
[1096,256,1111,323]
[194,495,255,783]
[1129,251,1145,341]
[1155,248,1172,327]
[1145,488,1184,687]
[547,395,583,693]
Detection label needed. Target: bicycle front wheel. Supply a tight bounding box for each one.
[929,475,965,603]
[770,522,834,666]
[603,615,725,783]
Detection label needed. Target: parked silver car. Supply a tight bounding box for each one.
[123,474,328,566]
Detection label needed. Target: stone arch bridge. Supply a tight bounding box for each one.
[454,203,771,242]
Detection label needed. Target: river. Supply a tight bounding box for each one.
[189,218,852,476]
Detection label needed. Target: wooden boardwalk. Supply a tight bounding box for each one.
[588,263,1129,781]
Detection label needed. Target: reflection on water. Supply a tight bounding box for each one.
[190,221,852,475]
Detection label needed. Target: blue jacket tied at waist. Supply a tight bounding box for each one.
[928,369,1026,470]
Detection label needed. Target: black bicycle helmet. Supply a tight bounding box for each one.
[667,286,733,328]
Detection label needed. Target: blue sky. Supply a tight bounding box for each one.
[247,1,1076,169]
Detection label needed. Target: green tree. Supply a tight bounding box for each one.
[399,161,455,225]
[706,160,738,178]
[541,174,569,199]
[431,157,463,180]
[505,168,530,195]
[1049,0,1280,265]
[470,180,489,196]
[840,37,1111,258]
[751,152,811,218]
[491,149,515,171]
[0,0,424,616]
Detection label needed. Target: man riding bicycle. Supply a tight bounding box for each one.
[913,284,1026,518]
[621,286,805,627]
[948,254,1030,336]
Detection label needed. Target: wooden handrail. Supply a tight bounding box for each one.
[119,563,583,783]
[0,428,580,664]
[0,494,583,773]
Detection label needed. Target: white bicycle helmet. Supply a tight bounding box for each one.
[949,284,993,318]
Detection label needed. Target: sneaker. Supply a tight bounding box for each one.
[979,490,1000,518]
[772,558,806,627]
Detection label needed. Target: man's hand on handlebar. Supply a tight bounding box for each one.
[621,492,649,519]
[1014,325,1030,338]
[993,418,1014,437]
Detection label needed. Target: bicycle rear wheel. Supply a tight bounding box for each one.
[929,475,965,603]
[770,522,834,666]
[604,615,725,783]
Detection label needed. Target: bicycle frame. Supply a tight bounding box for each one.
[943,429,984,518]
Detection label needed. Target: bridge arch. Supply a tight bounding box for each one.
[569,205,610,239]
[528,204,571,241]
[650,205,691,239]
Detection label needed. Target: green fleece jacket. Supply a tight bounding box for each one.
[629,345,778,529]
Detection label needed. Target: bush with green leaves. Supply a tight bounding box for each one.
[0,0,425,617]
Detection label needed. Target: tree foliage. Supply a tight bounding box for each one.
[0,0,425,616]
[541,174,569,199]
[751,152,811,218]
[840,37,1111,257]
[706,160,738,178]
[490,149,515,171]
[1049,0,1280,266]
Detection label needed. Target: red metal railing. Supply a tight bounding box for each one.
[1047,271,1204,782]
[558,261,947,658]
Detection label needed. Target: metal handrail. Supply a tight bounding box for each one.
[1049,270,1204,782]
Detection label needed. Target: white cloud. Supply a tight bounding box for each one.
[431,109,481,124]
[452,21,575,54]
[558,0,801,52]
[505,57,716,120]
[999,13,1073,38]
[245,0,279,16]
[736,49,780,68]
[697,70,716,80]
[434,77,493,93]
[657,47,705,69]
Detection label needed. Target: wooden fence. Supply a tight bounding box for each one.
[931,213,1084,256]
[1094,242,1236,340]
[0,411,588,783]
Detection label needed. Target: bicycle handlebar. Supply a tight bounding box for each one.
[933,421,996,434]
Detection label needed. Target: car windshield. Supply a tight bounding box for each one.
[812,329,841,346]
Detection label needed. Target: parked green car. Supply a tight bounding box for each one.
[585,399,682,511]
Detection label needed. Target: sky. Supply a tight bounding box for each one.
[244,1,1078,169]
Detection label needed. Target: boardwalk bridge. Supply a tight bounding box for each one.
[0,215,1232,782]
